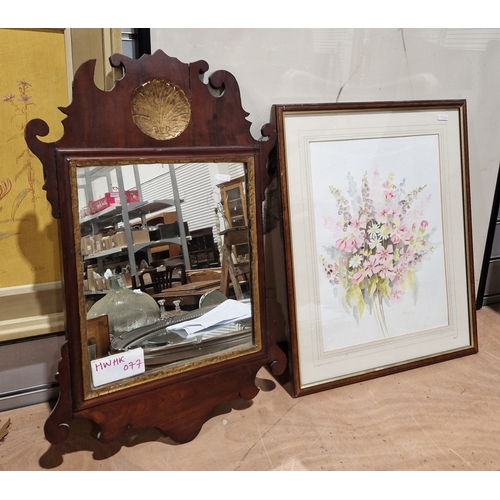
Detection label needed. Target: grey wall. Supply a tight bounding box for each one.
[0,333,64,411]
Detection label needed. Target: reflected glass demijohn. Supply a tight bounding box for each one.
[87,274,160,335]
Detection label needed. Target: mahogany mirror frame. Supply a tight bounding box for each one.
[25,50,286,445]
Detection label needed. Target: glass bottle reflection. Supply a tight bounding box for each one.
[87,274,160,335]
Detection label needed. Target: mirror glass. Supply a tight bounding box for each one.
[73,160,260,398]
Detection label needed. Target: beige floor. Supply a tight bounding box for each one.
[1,305,500,471]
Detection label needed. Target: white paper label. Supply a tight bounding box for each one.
[91,348,145,387]
[437,114,448,121]
[215,173,231,182]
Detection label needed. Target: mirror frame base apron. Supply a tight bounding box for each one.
[25,50,286,445]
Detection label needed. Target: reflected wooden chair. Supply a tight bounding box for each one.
[220,227,250,301]
[137,263,187,295]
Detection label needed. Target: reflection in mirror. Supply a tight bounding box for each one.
[76,161,257,395]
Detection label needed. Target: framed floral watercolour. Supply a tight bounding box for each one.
[274,100,477,396]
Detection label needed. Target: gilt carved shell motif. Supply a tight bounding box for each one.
[131,79,191,140]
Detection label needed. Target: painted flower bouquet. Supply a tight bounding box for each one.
[320,169,436,336]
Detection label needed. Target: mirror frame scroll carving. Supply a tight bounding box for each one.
[25,50,286,445]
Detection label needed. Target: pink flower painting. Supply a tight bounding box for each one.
[320,170,436,336]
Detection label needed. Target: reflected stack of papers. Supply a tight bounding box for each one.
[167,299,251,337]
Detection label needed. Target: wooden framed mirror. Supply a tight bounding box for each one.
[25,51,286,444]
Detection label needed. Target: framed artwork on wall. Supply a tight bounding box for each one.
[0,28,68,342]
[274,100,478,397]
[0,28,122,343]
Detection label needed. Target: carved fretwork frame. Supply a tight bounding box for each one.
[25,51,286,445]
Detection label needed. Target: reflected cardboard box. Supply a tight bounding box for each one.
[87,265,97,291]
[92,234,104,253]
[82,235,93,256]
[94,277,107,291]
[112,229,150,248]
[101,235,112,251]
[121,272,132,288]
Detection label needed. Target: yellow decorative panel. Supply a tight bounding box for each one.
[0,28,68,288]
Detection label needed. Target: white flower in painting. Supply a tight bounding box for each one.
[367,222,380,238]
[369,234,382,249]
[349,254,363,268]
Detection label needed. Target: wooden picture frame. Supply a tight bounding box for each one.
[274,100,477,397]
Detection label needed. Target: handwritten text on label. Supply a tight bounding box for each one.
[91,348,145,387]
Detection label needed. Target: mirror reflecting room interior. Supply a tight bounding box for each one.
[75,161,259,396]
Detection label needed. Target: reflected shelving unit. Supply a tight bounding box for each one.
[78,164,191,287]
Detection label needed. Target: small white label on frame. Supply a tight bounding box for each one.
[91,348,145,387]
[437,114,448,121]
